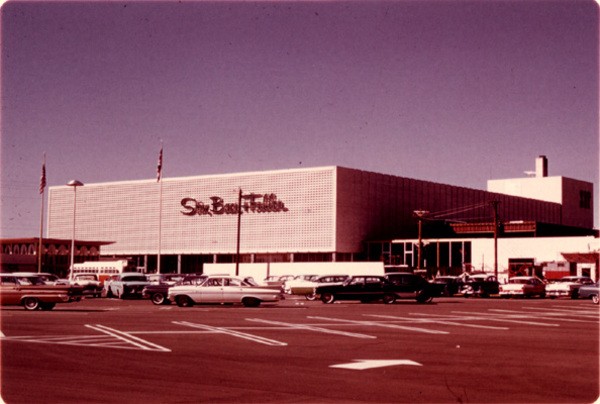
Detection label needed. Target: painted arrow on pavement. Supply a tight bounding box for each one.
[330,359,422,370]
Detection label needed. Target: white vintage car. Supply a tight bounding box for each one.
[545,276,594,299]
[282,274,319,294]
[499,276,546,298]
[168,276,284,307]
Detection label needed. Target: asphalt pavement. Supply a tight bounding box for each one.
[1,296,598,403]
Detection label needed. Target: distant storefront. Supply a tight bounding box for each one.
[0,238,111,276]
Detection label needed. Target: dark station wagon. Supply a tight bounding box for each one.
[316,273,436,304]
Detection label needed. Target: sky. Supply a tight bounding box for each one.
[1,0,598,238]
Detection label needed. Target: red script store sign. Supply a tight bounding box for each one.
[181,193,289,216]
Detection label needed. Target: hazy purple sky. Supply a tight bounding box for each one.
[1,0,598,237]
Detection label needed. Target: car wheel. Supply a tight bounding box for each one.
[383,294,396,304]
[416,293,433,304]
[23,297,40,311]
[305,293,317,301]
[592,295,599,304]
[242,297,261,307]
[39,303,56,310]
[416,290,433,304]
[151,293,166,305]
[321,293,335,304]
[570,290,579,299]
[176,295,194,307]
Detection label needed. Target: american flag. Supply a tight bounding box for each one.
[39,156,46,194]
[157,145,163,182]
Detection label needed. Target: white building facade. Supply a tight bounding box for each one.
[47,164,596,277]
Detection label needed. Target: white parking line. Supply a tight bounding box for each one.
[245,318,377,339]
[86,324,171,352]
[450,311,559,327]
[365,314,509,330]
[522,307,600,319]
[489,309,599,323]
[173,321,287,346]
[307,316,449,334]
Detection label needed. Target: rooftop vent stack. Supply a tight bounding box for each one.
[535,155,548,178]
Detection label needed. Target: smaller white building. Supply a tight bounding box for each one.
[487,156,594,229]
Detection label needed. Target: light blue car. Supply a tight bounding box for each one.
[578,282,599,304]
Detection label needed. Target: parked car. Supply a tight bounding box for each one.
[12,272,62,285]
[0,273,83,310]
[302,275,351,301]
[168,276,284,307]
[101,274,119,297]
[316,274,435,304]
[545,276,594,299]
[432,276,464,297]
[146,273,188,285]
[68,274,102,297]
[103,273,150,299]
[499,276,546,298]
[143,274,207,305]
[462,274,500,298]
[261,275,295,289]
[282,274,349,300]
[578,282,599,304]
[282,274,319,294]
[385,272,440,302]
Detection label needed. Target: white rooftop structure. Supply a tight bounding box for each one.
[487,156,593,228]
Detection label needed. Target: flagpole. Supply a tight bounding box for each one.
[158,175,163,274]
[157,142,163,274]
[38,153,46,273]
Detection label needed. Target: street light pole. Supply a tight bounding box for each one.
[67,180,84,280]
[235,188,243,276]
[413,210,429,272]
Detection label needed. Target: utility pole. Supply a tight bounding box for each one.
[491,200,500,279]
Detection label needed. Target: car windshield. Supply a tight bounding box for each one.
[122,276,147,282]
[39,275,59,282]
[509,279,529,284]
[180,277,206,285]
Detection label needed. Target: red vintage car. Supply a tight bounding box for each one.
[0,273,83,310]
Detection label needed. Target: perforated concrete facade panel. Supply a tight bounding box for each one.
[48,167,337,255]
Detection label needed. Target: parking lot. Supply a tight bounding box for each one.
[1,297,598,403]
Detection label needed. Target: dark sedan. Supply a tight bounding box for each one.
[316,274,435,304]
[462,274,500,298]
[432,276,464,297]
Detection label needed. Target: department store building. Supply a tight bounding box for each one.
[46,160,597,278]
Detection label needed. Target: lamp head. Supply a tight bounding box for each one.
[67,180,84,187]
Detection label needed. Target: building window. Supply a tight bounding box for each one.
[579,190,592,209]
